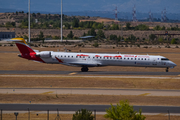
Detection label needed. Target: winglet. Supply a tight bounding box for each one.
[10,38,27,45]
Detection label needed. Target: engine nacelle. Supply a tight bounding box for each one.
[36,51,51,58]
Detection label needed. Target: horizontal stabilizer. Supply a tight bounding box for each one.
[3,38,27,45]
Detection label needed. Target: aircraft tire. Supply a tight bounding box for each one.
[81,67,88,72]
[166,68,169,72]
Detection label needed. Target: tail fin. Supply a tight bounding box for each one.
[10,38,35,54]
[6,38,45,63]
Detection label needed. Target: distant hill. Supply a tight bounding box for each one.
[0,8,17,13]
[1,7,180,22]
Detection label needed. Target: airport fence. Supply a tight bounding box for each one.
[0,109,97,120]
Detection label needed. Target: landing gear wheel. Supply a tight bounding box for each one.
[166,68,169,72]
[81,66,89,72]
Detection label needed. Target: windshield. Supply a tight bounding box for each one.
[161,58,169,61]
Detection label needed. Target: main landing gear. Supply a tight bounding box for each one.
[166,67,169,72]
[81,66,89,72]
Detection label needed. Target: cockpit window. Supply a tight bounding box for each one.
[161,58,169,61]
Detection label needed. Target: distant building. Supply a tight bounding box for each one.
[35,19,38,23]
[0,32,15,40]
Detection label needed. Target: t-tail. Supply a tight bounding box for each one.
[9,38,45,63]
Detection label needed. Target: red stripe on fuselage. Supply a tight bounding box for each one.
[114,55,122,58]
[77,54,89,57]
[95,55,101,57]
[16,43,45,63]
[55,57,63,63]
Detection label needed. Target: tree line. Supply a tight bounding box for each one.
[1,12,180,31]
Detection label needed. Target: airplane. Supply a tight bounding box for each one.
[5,38,176,72]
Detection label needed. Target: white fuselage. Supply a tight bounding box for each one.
[7,38,177,72]
[38,51,176,68]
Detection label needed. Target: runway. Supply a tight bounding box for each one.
[1,88,180,96]
[0,104,180,114]
[0,70,180,75]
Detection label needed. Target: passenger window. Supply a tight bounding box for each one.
[72,56,73,58]
[141,58,143,60]
[145,58,146,60]
[135,58,136,60]
[131,58,133,60]
[76,56,78,58]
[124,58,126,60]
[64,56,66,57]
[138,58,140,60]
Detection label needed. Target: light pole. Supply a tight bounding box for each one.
[61,0,63,42]
[28,0,31,43]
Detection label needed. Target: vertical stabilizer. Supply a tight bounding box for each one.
[11,38,34,55]
[10,38,44,63]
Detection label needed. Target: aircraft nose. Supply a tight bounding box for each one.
[170,62,177,67]
[173,63,177,67]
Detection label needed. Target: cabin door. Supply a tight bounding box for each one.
[152,58,157,66]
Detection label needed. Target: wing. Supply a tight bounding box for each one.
[69,62,102,67]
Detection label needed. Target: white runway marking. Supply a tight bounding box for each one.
[0,74,180,79]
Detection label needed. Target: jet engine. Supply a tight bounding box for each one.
[36,51,51,58]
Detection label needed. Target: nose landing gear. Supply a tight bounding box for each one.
[81,66,89,72]
[166,67,169,72]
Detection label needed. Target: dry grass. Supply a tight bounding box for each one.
[80,18,116,23]
[1,113,180,120]
[1,77,180,90]
[1,47,180,115]
[1,45,180,53]
[0,46,180,72]
[1,113,73,120]
[0,94,180,106]
[145,115,180,120]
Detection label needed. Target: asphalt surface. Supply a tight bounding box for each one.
[0,104,180,113]
[1,88,180,96]
[0,70,179,75]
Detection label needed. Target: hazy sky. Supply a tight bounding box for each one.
[0,0,180,13]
